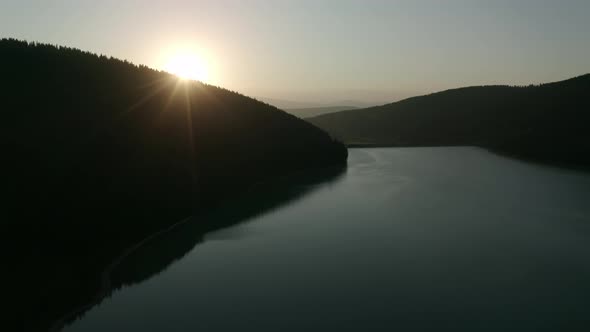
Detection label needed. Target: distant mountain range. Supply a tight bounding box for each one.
[285,106,358,118]
[309,74,590,166]
[258,97,374,110]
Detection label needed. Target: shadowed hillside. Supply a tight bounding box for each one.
[309,75,590,166]
[0,39,346,331]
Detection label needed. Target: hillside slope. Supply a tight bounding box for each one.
[0,39,346,331]
[309,75,590,166]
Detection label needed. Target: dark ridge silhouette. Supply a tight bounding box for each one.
[309,75,590,167]
[0,39,347,331]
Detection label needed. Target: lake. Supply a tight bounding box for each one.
[63,148,590,331]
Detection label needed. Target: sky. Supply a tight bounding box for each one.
[2,0,590,105]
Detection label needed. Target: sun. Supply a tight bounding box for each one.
[164,52,209,82]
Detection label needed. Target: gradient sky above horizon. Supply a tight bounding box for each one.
[2,0,589,105]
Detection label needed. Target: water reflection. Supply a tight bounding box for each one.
[63,148,590,332]
[110,165,347,291]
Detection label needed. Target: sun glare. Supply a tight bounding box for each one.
[165,53,209,82]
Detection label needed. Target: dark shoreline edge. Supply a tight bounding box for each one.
[49,163,347,332]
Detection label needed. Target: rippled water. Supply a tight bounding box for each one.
[64,148,590,331]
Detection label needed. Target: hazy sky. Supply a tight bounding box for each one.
[2,0,589,105]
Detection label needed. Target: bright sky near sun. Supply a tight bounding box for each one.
[2,0,590,105]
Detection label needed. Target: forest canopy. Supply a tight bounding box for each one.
[309,74,590,166]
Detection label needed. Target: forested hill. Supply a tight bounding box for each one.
[1,39,346,331]
[309,74,590,166]
[2,38,346,220]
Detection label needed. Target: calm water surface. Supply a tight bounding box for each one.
[64,148,590,331]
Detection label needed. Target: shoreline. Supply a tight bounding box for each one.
[48,215,193,332]
[49,162,347,332]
